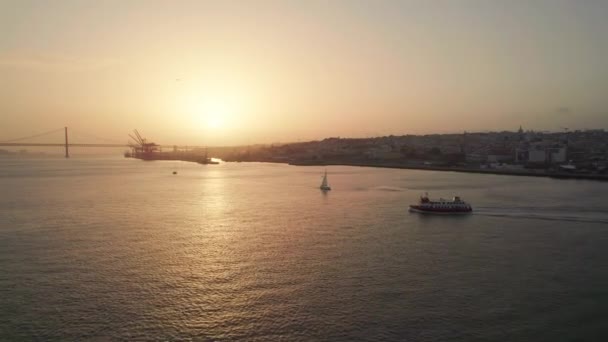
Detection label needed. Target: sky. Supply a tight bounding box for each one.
[1,0,607,146]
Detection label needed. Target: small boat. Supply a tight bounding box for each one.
[320,170,331,191]
[197,149,220,165]
[197,158,219,165]
[409,193,472,214]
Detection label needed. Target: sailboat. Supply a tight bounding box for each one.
[320,170,331,191]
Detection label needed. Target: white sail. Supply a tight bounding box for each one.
[321,173,328,188]
[320,170,330,190]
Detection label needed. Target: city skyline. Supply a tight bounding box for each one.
[2,0,608,146]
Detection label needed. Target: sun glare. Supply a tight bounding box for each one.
[207,116,223,129]
[183,95,238,131]
[179,84,249,134]
[202,101,232,130]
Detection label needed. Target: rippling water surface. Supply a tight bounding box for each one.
[1,157,608,341]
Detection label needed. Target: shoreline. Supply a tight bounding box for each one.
[120,155,608,181]
[287,160,608,181]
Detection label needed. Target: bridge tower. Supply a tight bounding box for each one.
[64,127,69,158]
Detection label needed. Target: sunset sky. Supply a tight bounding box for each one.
[1,0,607,146]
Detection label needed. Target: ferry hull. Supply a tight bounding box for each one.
[409,205,472,214]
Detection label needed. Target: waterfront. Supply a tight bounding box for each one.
[1,157,608,341]
[289,160,608,181]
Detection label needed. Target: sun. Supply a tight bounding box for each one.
[197,100,234,130]
[207,116,223,129]
[181,89,244,132]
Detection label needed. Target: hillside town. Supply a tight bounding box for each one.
[215,128,608,177]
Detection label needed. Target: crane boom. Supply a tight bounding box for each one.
[128,134,141,145]
[134,130,145,144]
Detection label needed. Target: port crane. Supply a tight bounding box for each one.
[127,130,159,155]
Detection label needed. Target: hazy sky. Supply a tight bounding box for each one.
[1,0,607,146]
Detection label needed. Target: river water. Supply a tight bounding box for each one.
[1,157,607,341]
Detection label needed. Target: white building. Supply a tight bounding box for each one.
[525,145,567,164]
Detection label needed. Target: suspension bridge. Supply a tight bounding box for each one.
[0,127,204,158]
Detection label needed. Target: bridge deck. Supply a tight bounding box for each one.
[0,143,205,148]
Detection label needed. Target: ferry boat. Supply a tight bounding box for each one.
[409,193,472,214]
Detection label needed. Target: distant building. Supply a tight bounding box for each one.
[488,154,512,163]
[521,144,567,164]
[487,147,513,163]
[548,147,567,163]
[515,148,528,163]
[466,153,485,163]
[528,149,547,163]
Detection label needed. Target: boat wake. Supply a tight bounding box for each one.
[474,207,608,224]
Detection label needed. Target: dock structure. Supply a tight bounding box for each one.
[125,130,218,164]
